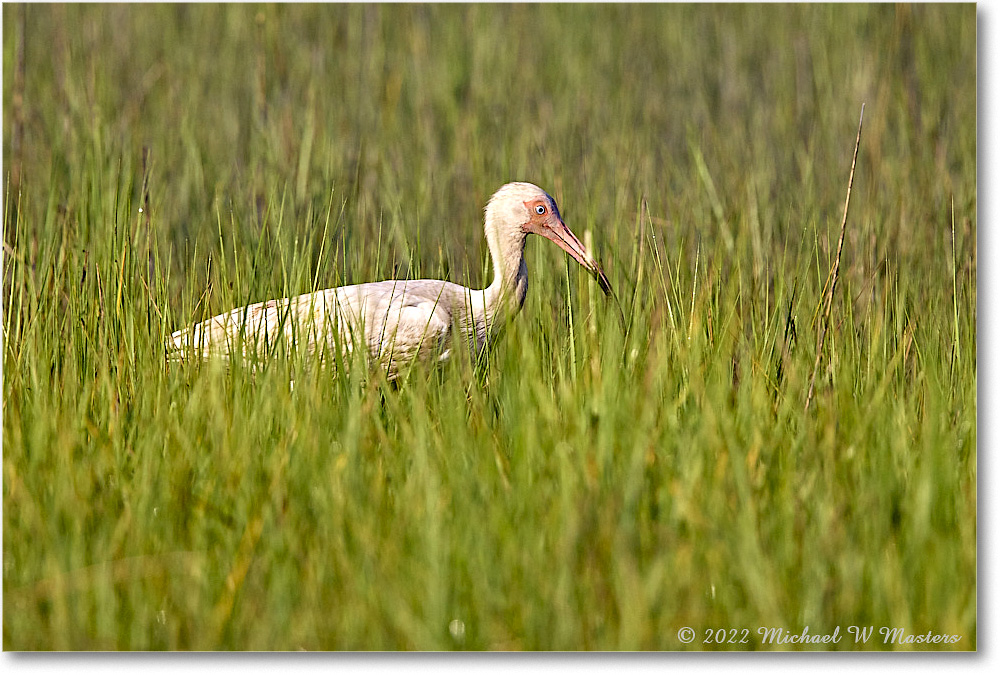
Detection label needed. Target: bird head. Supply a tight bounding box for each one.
[488,182,613,295]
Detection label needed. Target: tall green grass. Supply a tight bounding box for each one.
[3,4,975,650]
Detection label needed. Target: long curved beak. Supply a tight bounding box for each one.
[536,219,614,296]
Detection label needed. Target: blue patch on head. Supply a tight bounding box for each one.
[545,193,562,220]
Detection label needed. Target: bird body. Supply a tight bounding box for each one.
[169,182,611,379]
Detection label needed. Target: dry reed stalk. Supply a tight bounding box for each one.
[805,104,865,412]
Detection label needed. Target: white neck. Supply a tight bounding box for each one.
[480,207,529,335]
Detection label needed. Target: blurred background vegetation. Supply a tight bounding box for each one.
[3,3,975,650]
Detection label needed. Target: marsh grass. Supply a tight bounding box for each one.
[2,4,976,650]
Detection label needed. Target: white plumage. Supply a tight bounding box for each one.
[168,182,611,379]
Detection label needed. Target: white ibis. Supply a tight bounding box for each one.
[168,182,613,379]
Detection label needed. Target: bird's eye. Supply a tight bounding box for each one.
[535,204,546,215]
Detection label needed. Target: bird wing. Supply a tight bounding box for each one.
[339,280,458,376]
[167,289,347,360]
[168,279,461,378]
